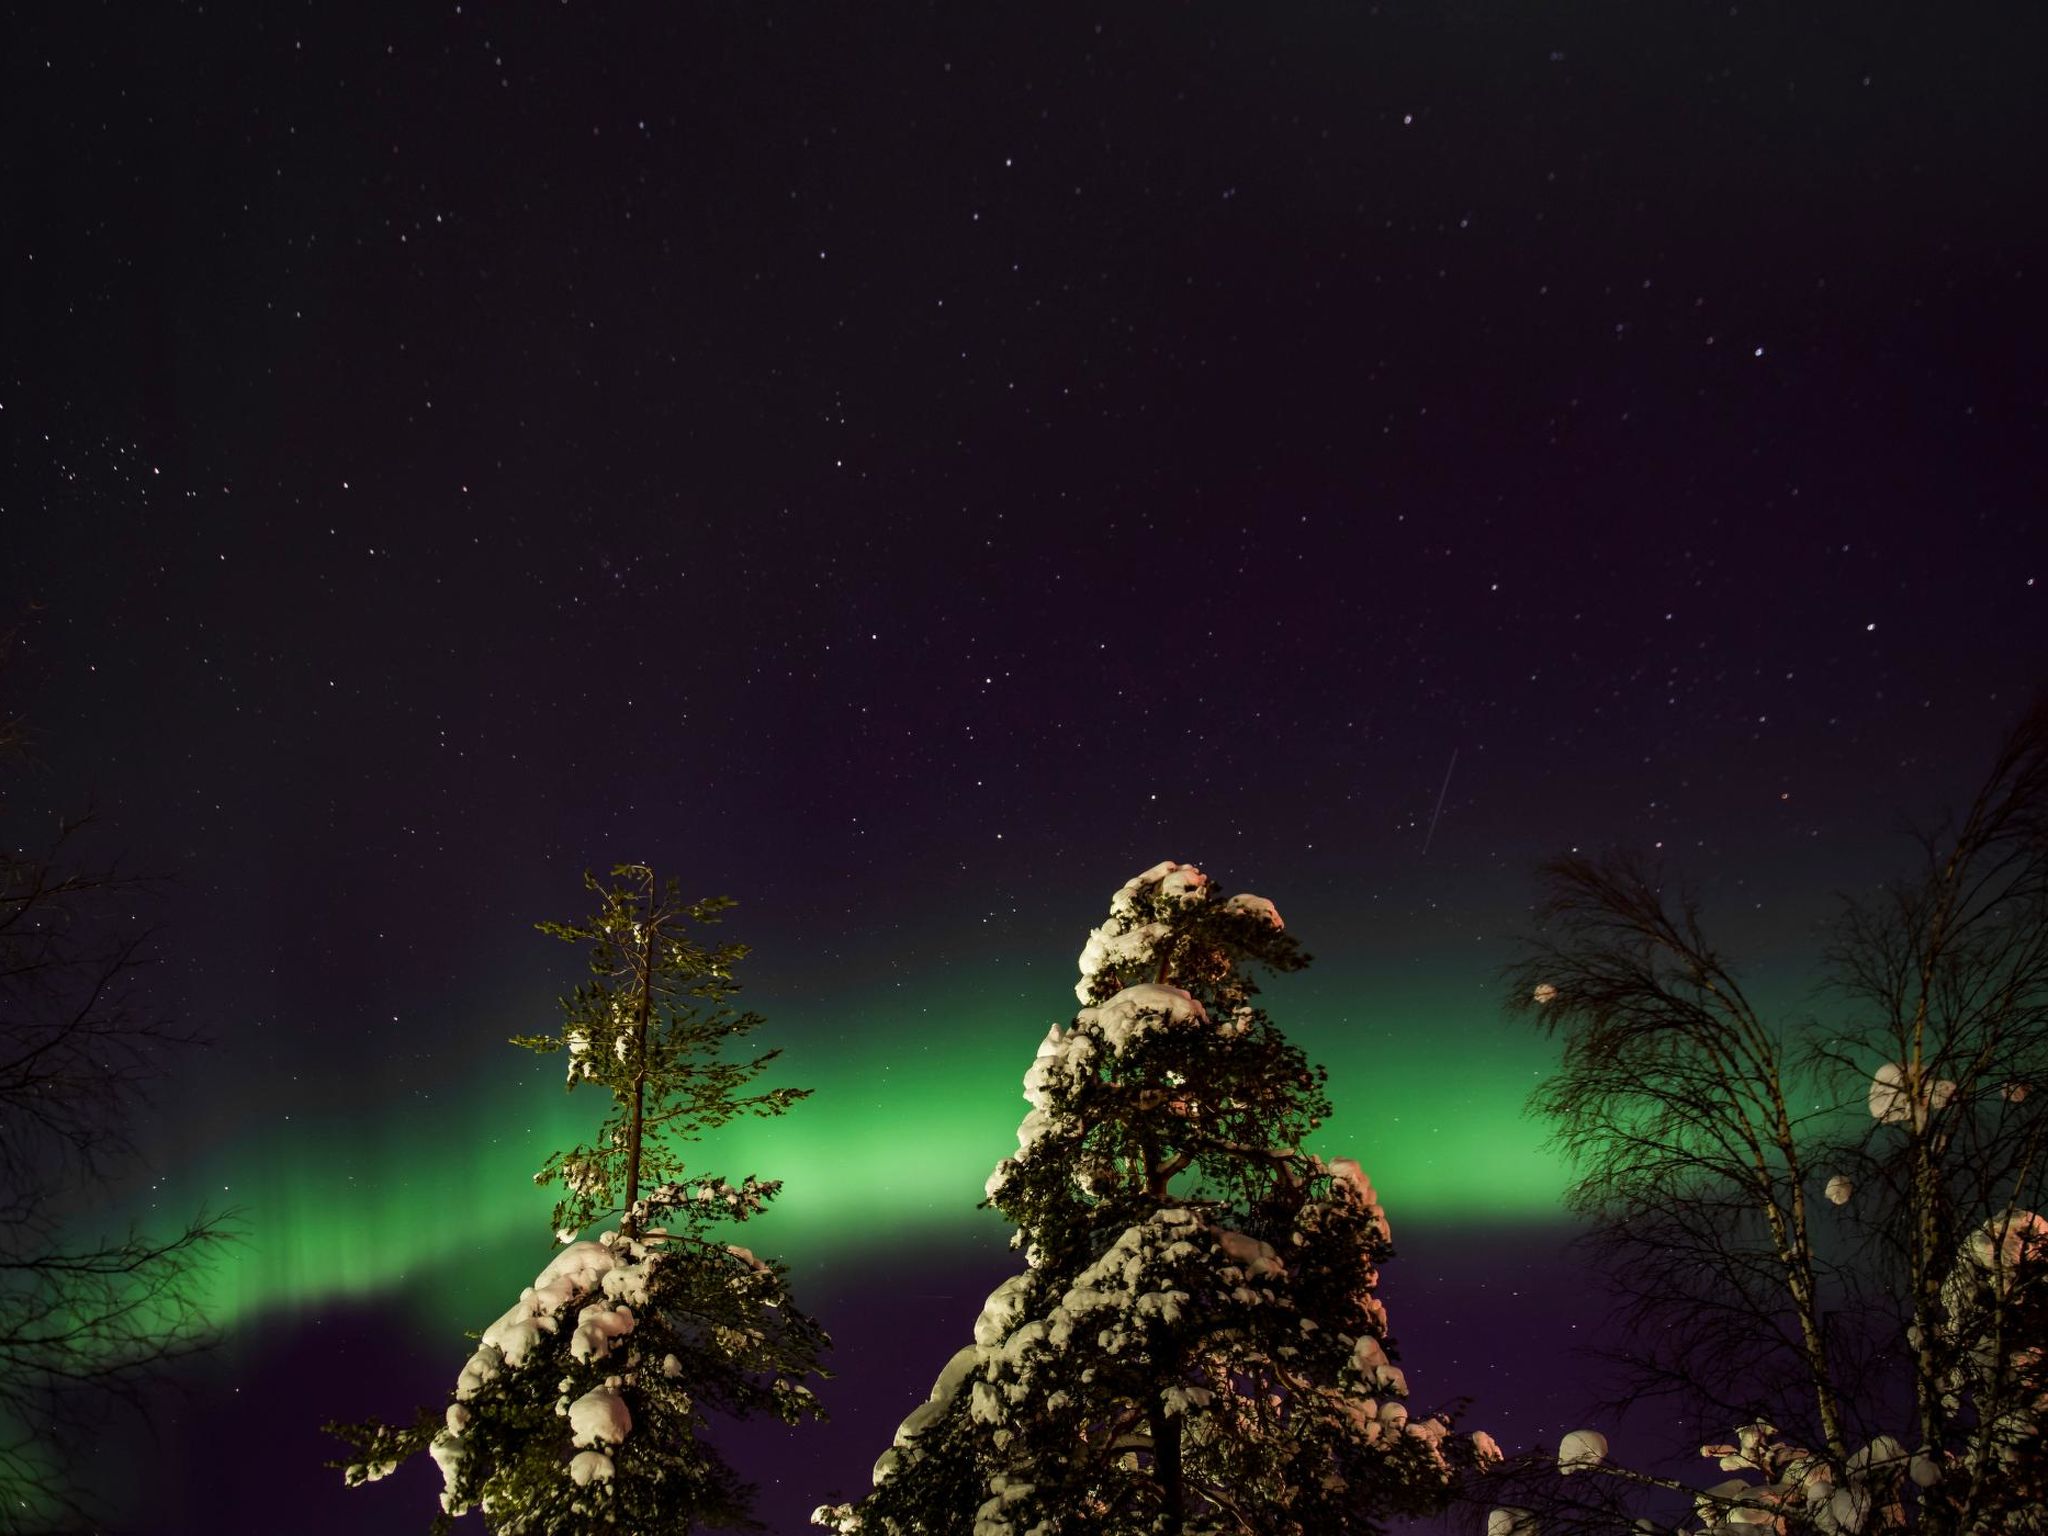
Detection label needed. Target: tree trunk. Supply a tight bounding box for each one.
[622,867,657,1236]
[1149,1396,1185,1536]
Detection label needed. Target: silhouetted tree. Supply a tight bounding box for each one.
[1488,703,2048,1535]
[0,632,231,1532]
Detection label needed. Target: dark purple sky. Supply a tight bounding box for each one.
[5,5,2045,1532]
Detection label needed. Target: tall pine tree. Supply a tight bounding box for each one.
[330,866,827,1533]
[818,861,1492,1536]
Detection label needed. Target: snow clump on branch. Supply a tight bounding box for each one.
[1867,1061,1957,1128]
[991,983,1211,1190]
[1557,1428,1607,1473]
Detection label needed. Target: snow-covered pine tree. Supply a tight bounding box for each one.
[329,866,828,1534]
[818,860,1494,1536]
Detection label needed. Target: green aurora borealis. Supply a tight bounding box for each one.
[177,964,1571,1335]
[12,4,2045,1528]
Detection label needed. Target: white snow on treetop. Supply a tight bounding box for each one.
[1072,860,1283,1003]
[931,862,1495,1525]
[1112,861,1210,917]
[1824,1174,1854,1206]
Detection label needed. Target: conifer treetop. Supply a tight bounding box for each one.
[821,860,1493,1536]
[512,864,810,1239]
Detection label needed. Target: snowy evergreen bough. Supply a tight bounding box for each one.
[819,861,1490,1536]
[329,866,827,1533]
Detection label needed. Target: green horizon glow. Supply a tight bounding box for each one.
[172,966,1574,1336]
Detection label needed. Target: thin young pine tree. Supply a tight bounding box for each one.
[819,861,1492,1536]
[329,865,827,1534]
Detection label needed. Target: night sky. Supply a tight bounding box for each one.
[5,5,2046,1532]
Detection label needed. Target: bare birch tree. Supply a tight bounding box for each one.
[0,649,231,1531]
[1485,703,2048,1536]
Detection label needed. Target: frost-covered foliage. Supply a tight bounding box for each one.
[1493,704,2048,1536]
[329,868,826,1533]
[332,1185,826,1534]
[821,861,1487,1535]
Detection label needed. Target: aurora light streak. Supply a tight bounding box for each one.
[174,967,1570,1336]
